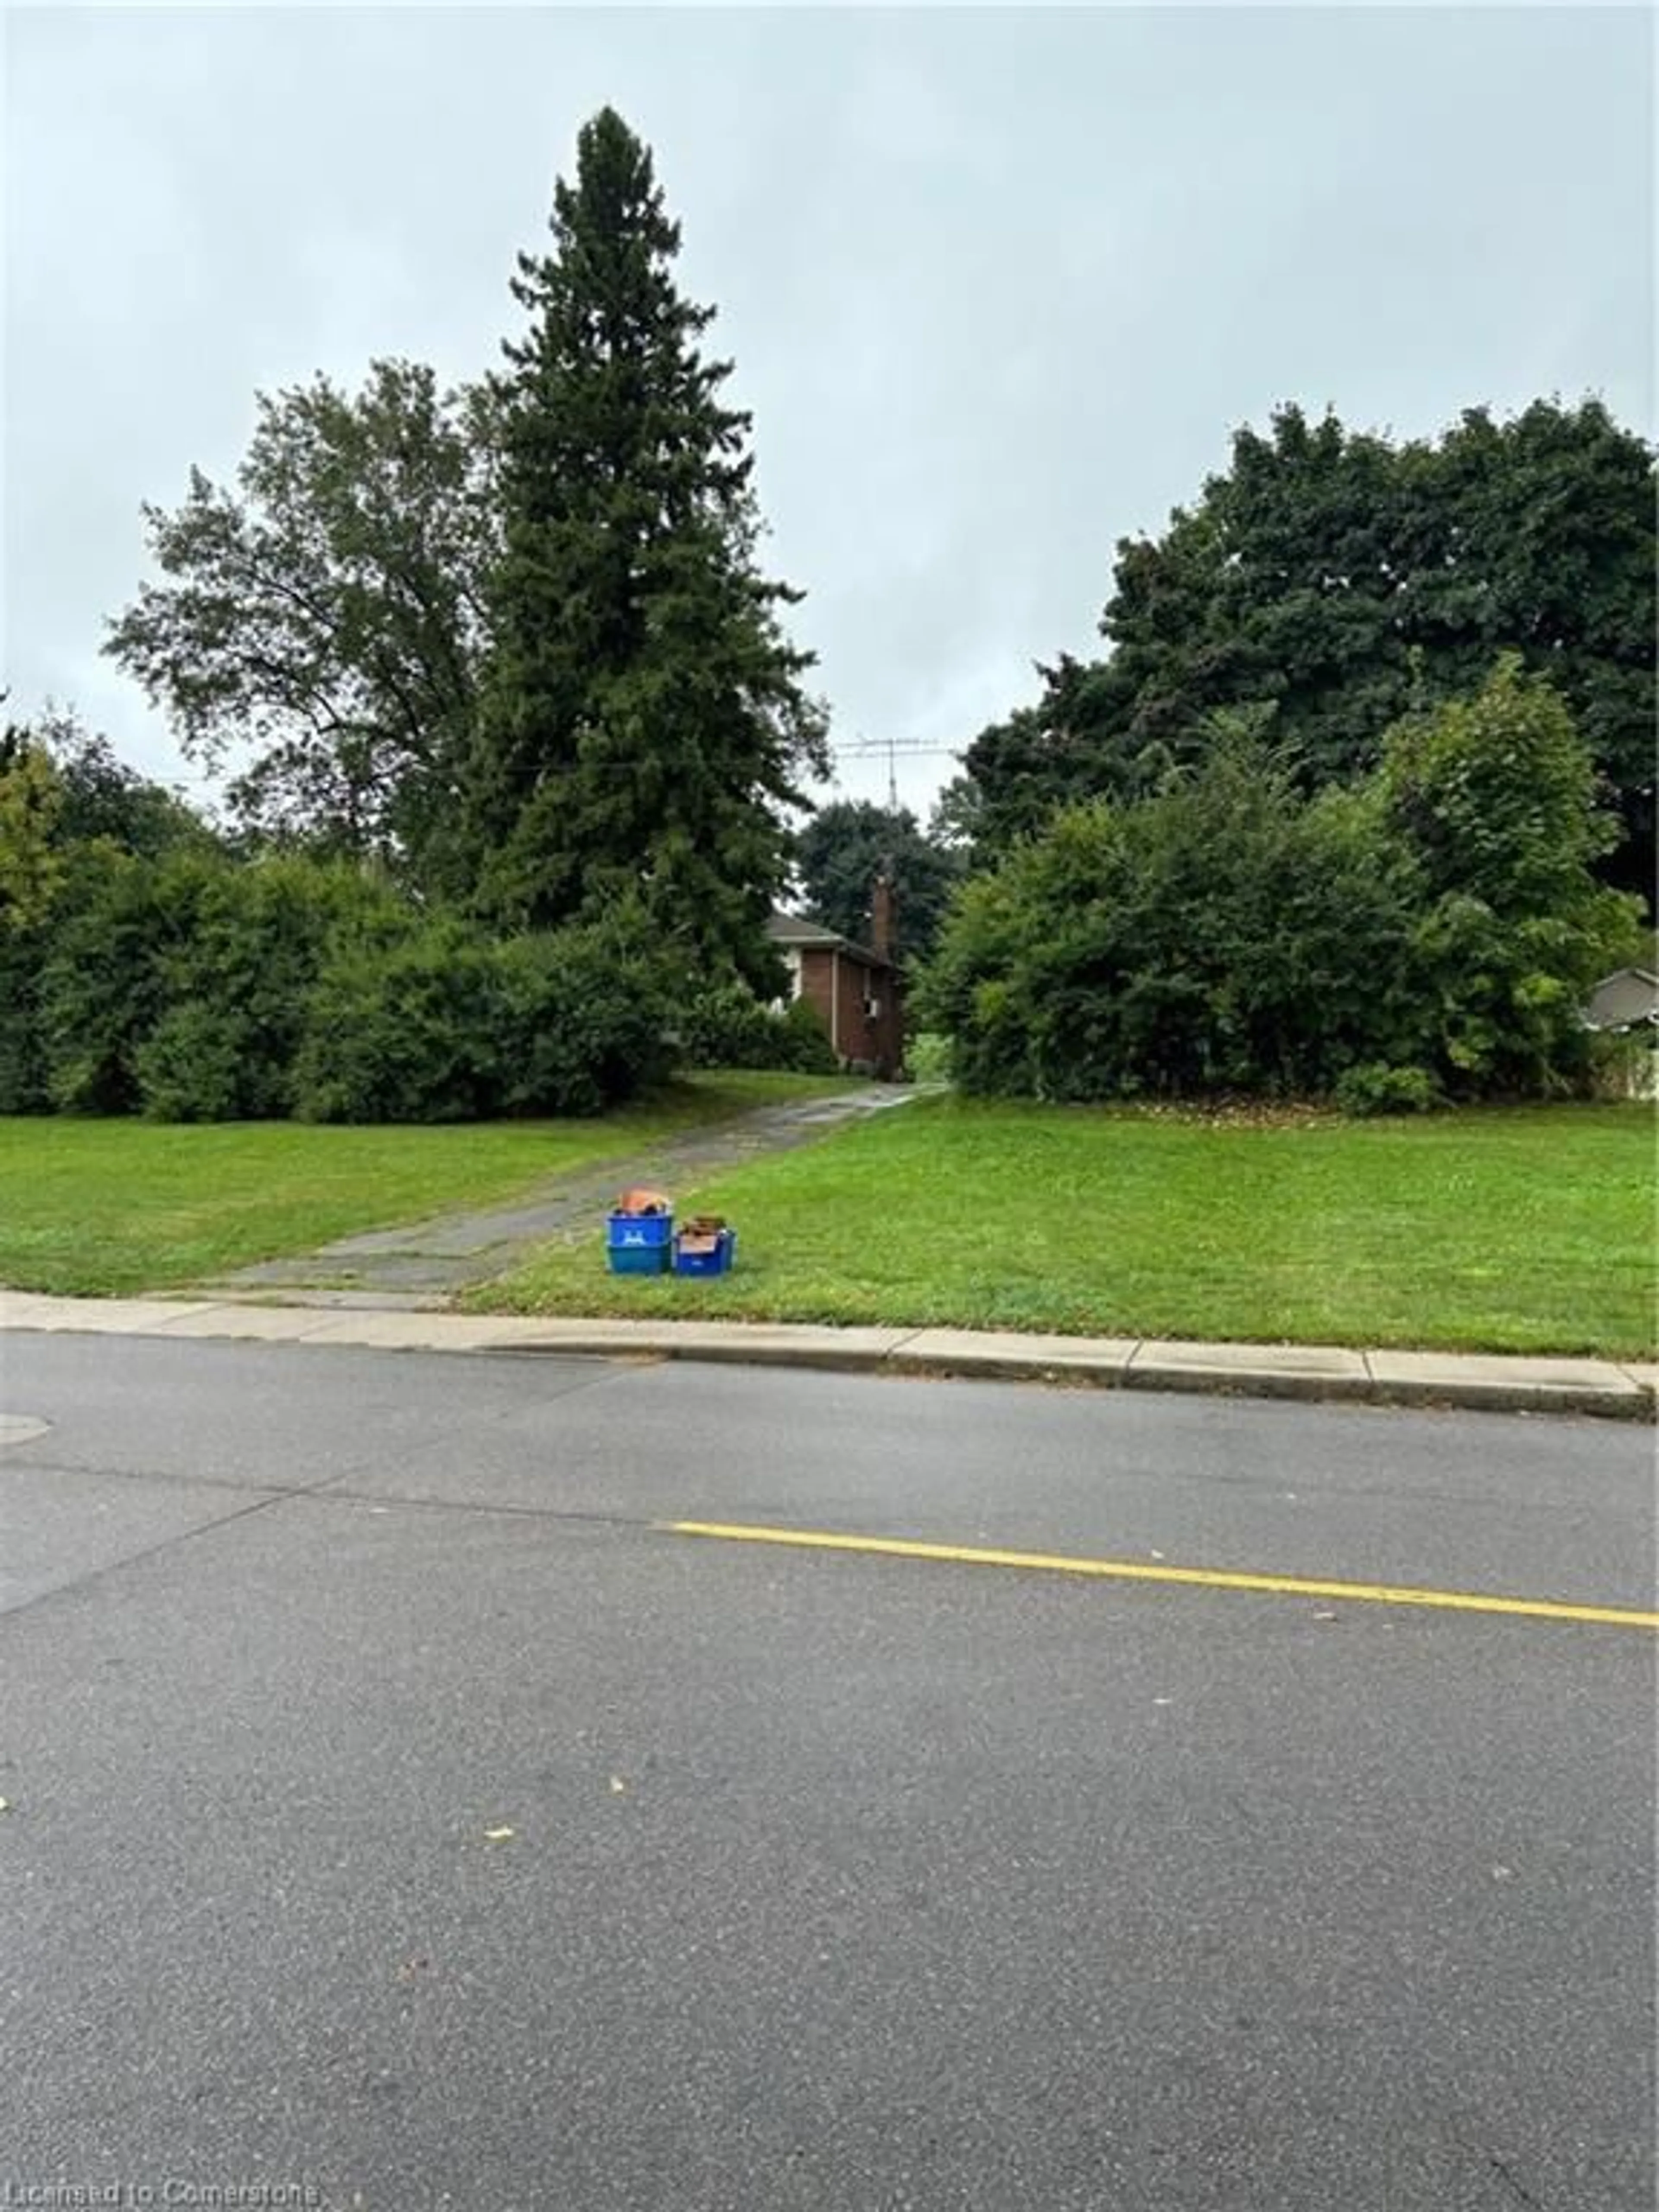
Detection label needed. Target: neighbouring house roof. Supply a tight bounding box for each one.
[766,910,896,972]
[1584,967,1659,1032]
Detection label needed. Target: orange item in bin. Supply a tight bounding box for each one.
[614,1186,673,1217]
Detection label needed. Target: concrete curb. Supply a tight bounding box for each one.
[2,1290,1652,1421]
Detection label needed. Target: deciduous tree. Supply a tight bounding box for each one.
[956,400,1656,895]
[31,706,220,860]
[105,361,496,882]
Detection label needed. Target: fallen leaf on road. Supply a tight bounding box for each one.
[483,1825,516,1843]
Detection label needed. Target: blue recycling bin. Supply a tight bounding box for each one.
[606,1210,673,1276]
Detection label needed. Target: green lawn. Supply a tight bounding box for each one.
[470,1096,1657,1359]
[0,1071,856,1297]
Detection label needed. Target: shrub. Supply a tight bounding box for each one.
[293,916,679,1124]
[924,734,1426,1102]
[777,997,839,1074]
[291,920,506,1123]
[135,1002,251,1122]
[146,856,397,1119]
[679,981,836,1074]
[0,920,49,1112]
[38,846,191,1112]
[10,831,683,1125]
[36,849,420,1120]
[903,1030,952,1084]
[925,667,1643,1106]
[1382,656,1616,916]
[1333,1063,1441,1118]
[1382,660,1640,1098]
[492,921,679,1116]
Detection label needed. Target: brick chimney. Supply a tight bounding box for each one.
[869,867,896,963]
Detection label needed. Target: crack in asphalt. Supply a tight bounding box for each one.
[1485,2155,1550,2211]
[0,1366,655,1622]
[0,1468,683,1627]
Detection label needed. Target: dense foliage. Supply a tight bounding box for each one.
[675,982,837,1074]
[291,912,676,1123]
[26,109,842,1126]
[791,800,961,969]
[0,722,678,1122]
[102,110,823,1001]
[0,725,66,933]
[70,115,1656,1123]
[952,400,1656,898]
[923,664,1641,1106]
[41,708,223,862]
[7,851,676,1124]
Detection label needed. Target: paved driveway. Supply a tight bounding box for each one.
[205,1083,921,1303]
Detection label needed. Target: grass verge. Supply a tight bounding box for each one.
[0,1071,857,1297]
[468,1096,1656,1359]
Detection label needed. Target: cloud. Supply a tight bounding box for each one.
[4,3,1652,819]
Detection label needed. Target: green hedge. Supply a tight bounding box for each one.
[8,847,681,1123]
[293,918,676,1123]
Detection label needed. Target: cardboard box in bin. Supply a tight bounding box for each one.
[673,1215,736,1277]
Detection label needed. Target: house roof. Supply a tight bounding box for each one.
[1585,967,1659,1031]
[767,910,895,971]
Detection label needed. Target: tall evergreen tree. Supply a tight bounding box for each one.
[467,108,826,986]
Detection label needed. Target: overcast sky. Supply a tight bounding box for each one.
[4,4,1653,819]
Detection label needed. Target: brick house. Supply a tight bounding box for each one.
[767,880,904,1078]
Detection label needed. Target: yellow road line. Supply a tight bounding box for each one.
[666,1520,1659,1632]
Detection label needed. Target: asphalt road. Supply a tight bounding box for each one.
[1,1335,1653,2212]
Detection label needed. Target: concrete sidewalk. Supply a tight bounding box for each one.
[3,1289,1652,1420]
